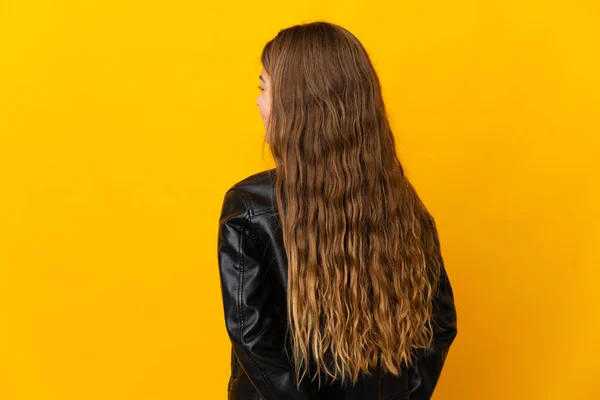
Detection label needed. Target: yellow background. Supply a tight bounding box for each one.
[1,1,598,399]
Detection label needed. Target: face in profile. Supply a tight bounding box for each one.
[256,67,272,143]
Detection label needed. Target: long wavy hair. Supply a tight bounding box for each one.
[261,21,442,389]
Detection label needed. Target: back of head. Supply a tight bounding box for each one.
[261,21,442,389]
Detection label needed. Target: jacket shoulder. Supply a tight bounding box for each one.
[224,168,278,217]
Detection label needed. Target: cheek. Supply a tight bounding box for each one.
[263,97,272,121]
[259,105,267,123]
[257,95,268,120]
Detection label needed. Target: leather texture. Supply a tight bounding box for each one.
[217,168,458,400]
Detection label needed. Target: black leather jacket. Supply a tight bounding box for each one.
[217,169,458,400]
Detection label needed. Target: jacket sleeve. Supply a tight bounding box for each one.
[217,187,314,400]
[408,219,458,400]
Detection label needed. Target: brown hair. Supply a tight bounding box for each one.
[261,21,442,388]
